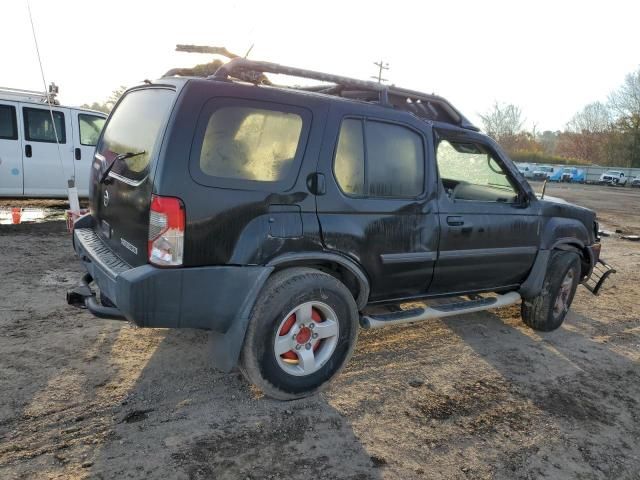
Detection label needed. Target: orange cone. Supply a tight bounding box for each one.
[11,207,21,224]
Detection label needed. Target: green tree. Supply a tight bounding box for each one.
[81,85,127,114]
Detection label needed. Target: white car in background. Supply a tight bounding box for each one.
[532,165,557,181]
[0,86,107,198]
[599,170,627,186]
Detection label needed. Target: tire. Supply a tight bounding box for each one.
[239,267,359,400]
[521,251,581,332]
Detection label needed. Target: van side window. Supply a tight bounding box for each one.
[199,106,303,182]
[0,105,18,140]
[334,118,424,198]
[23,108,66,143]
[78,114,106,146]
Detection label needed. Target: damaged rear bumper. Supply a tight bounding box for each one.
[67,225,273,332]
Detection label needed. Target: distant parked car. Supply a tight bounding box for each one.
[599,170,627,186]
[560,167,586,183]
[631,176,640,188]
[517,164,535,179]
[532,165,558,181]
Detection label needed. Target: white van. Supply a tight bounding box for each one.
[0,87,107,198]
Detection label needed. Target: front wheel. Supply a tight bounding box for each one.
[521,251,581,331]
[239,268,359,400]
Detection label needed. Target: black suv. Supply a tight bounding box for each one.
[68,59,614,400]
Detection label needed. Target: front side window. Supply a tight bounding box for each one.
[334,118,424,198]
[79,114,106,146]
[436,138,518,203]
[199,106,303,182]
[23,108,66,143]
[0,105,17,140]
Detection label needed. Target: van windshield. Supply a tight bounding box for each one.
[97,88,175,181]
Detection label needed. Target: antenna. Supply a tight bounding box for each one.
[26,0,79,212]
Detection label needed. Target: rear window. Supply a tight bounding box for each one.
[97,88,175,181]
[199,106,303,182]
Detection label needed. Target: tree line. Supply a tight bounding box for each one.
[480,67,640,167]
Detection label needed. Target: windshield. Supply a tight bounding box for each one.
[97,88,175,181]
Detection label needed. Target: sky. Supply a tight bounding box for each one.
[2,0,639,132]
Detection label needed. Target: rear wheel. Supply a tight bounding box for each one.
[521,251,581,331]
[240,268,359,400]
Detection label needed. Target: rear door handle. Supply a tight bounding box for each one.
[25,144,32,158]
[75,147,81,161]
[446,216,464,226]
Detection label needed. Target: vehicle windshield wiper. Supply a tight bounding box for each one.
[99,151,146,184]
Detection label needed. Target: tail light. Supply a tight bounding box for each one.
[148,195,185,266]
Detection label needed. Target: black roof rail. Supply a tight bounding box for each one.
[210,58,479,131]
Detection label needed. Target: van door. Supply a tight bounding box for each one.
[0,101,23,196]
[71,111,106,196]
[21,104,73,197]
[315,104,440,302]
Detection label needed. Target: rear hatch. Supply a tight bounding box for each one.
[90,86,176,266]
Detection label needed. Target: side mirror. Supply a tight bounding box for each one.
[540,178,548,199]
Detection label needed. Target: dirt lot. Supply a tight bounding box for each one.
[1,183,639,480]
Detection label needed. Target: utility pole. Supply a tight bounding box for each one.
[371,60,389,84]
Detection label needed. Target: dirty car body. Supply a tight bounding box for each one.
[68,60,614,399]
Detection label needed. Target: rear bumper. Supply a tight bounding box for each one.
[69,226,273,332]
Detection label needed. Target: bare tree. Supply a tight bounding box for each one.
[479,102,524,141]
[566,102,611,134]
[608,68,640,167]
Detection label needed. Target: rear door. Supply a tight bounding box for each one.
[71,111,106,196]
[21,104,73,197]
[0,101,23,196]
[315,103,439,302]
[92,87,176,266]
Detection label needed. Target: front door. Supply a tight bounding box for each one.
[71,111,106,196]
[316,104,440,302]
[430,127,539,294]
[21,104,73,197]
[0,101,23,196]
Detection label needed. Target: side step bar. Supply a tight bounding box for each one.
[360,291,522,329]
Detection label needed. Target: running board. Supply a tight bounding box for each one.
[360,291,522,329]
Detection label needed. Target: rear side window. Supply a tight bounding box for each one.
[23,108,66,143]
[198,106,303,182]
[0,105,18,140]
[78,114,106,146]
[98,88,175,181]
[334,118,424,198]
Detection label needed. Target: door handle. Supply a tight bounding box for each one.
[25,144,32,158]
[75,147,81,161]
[446,216,464,226]
[307,173,326,195]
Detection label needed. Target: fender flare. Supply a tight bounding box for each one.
[267,251,371,310]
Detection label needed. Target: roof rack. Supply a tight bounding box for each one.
[211,58,479,131]
[0,83,60,105]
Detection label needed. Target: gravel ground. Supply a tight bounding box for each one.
[0,183,639,479]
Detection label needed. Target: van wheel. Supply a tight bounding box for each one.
[239,268,359,400]
[521,251,581,331]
